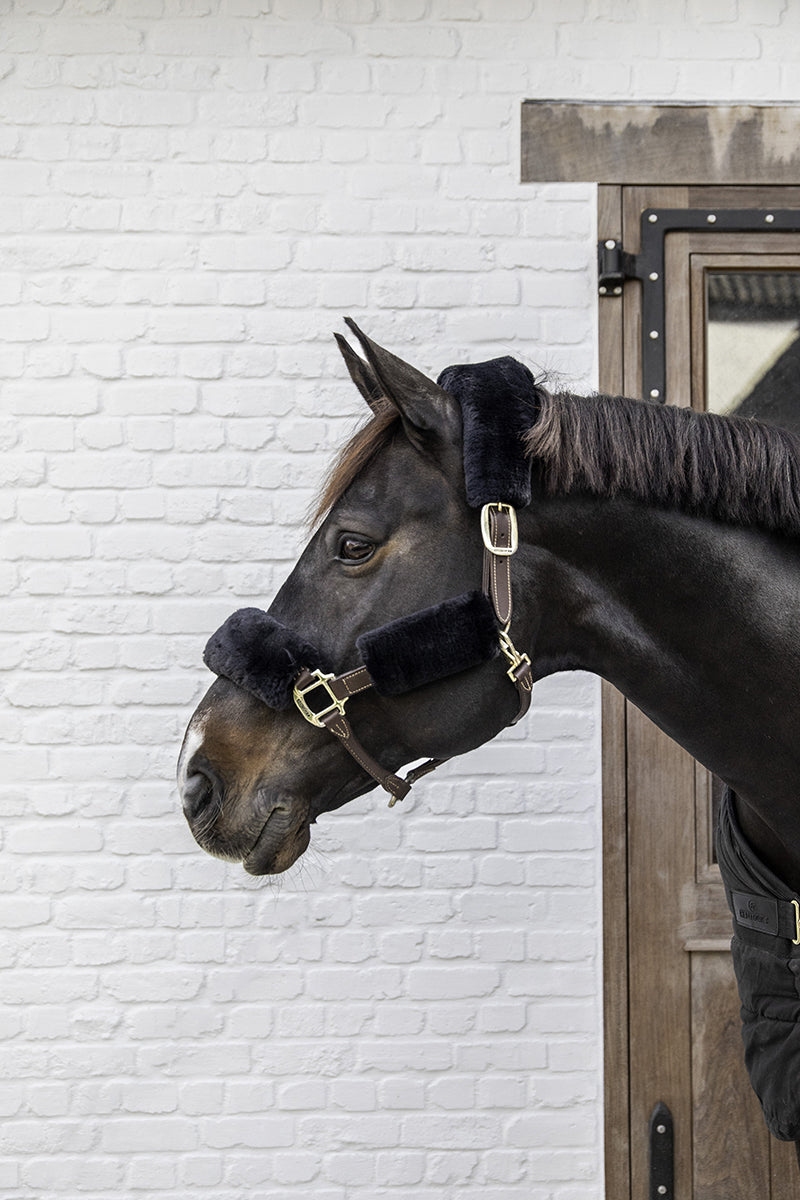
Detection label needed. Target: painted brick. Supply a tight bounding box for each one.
[5,2,783,1194]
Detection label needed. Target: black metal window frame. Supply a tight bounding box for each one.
[598,207,800,405]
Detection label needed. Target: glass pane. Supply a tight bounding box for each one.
[706,270,800,431]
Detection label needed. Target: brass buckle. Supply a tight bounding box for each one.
[498,625,531,684]
[481,502,518,556]
[293,669,347,728]
[792,899,800,946]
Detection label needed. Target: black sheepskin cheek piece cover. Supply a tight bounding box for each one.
[437,355,539,510]
[356,590,498,697]
[203,608,323,710]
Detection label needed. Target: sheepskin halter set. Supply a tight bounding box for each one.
[203,350,538,807]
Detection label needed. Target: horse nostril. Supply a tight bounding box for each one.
[182,770,217,822]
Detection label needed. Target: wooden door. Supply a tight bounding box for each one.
[600,185,800,1199]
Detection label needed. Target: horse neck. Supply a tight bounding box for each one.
[516,489,800,829]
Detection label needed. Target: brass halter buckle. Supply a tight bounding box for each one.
[498,625,532,684]
[293,669,348,728]
[481,501,518,556]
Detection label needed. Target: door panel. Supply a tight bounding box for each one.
[691,951,771,1198]
[601,185,800,1199]
[626,704,694,1198]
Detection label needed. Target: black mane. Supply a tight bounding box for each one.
[316,384,800,540]
[525,391,800,538]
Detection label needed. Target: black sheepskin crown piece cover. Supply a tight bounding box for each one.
[437,353,538,509]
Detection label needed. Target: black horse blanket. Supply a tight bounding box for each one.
[717,788,800,1141]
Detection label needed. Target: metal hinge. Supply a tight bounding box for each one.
[597,238,640,296]
[649,1101,674,1200]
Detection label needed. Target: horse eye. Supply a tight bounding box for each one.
[337,535,375,563]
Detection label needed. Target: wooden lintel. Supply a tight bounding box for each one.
[522,102,800,186]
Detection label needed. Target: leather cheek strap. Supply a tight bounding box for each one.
[482,504,533,724]
[482,504,514,627]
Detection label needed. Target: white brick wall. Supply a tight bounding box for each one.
[2,2,799,1196]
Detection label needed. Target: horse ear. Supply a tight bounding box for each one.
[341,318,460,451]
[334,333,386,412]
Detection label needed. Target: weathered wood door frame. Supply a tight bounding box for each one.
[522,102,800,1198]
[599,184,800,1199]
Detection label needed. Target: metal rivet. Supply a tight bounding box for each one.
[650,389,660,398]
[656,1124,666,1134]
[613,286,622,295]
[765,213,775,223]
[649,271,659,281]
[707,213,717,223]
[658,1187,667,1196]
[649,329,659,339]
[599,286,607,295]
[605,239,616,249]
[648,213,658,223]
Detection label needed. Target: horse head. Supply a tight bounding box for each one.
[177,323,537,875]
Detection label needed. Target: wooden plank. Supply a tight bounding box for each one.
[598,185,632,1200]
[598,186,623,394]
[772,1137,800,1199]
[687,184,800,209]
[522,104,800,185]
[665,224,693,409]
[626,705,696,1200]
[692,952,772,1197]
[601,682,630,1200]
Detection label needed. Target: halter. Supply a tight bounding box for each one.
[203,354,540,806]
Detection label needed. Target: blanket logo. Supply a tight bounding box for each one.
[732,890,779,936]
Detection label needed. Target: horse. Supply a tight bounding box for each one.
[177,320,800,1168]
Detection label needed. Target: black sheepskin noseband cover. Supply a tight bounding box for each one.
[356,590,498,697]
[203,608,323,710]
[437,355,539,510]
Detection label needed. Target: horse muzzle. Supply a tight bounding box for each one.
[180,756,311,875]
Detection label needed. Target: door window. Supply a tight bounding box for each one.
[706,268,800,424]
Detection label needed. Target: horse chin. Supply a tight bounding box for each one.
[241,774,378,875]
[187,790,313,877]
[243,815,311,876]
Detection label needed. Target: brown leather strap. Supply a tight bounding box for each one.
[294,666,446,804]
[509,658,533,723]
[320,709,412,804]
[405,757,447,786]
[482,506,514,626]
[327,665,373,700]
